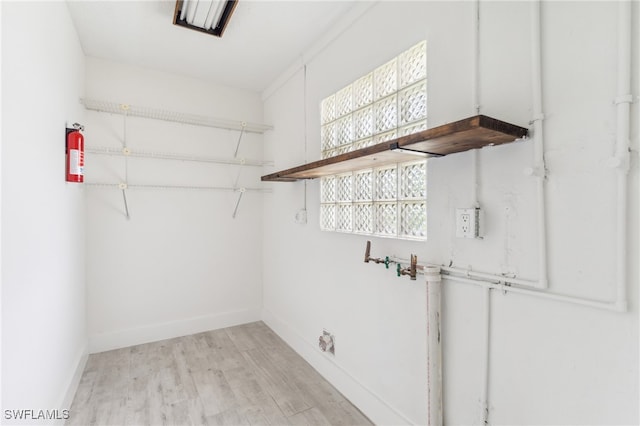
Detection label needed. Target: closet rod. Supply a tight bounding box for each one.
[85,183,270,192]
[86,146,271,167]
[80,98,273,134]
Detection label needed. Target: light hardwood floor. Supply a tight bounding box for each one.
[68,322,372,425]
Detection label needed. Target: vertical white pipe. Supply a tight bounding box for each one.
[613,0,631,312]
[529,0,549,289]
[425,266,443,426]
[472,0,480,115]
[472,149,480,208]
[479,288,491,424]
[471,0,480,207]
[302,64,308,214]
[471,5,488,421]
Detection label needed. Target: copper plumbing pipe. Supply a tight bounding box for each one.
[364,240,390,265]
[364,240,372,262]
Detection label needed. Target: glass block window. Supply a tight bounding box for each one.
[353,170,373,202]
[320,160,427,239]
[336,173,353,202]
[354,203,373,234]
[319,41,428,240]
[320,41,427,156]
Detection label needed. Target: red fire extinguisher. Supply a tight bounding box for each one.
[65,123,84,183]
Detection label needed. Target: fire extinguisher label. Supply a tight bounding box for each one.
[69,149,84,176]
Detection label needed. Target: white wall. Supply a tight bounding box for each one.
[1,0,87,421]
[84,58,265,352]
[262,1,639,424]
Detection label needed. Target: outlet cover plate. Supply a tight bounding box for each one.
[456,208,481,238]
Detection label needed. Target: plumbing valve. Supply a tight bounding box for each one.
[364,241,387,265]
[397,254,418,280]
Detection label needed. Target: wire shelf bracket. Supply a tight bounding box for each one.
[83,100,272,220]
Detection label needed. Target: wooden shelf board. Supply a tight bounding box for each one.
[261,115,528,182]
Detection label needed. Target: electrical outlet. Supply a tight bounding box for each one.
[456,208,481,238]
[319,330,335,355]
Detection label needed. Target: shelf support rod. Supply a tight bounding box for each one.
[231,124,247,216]
[120,183,130,220]
[233,157,246,191]
[121,104,131,220]
[232,188,245,219]
[233,122,246,158]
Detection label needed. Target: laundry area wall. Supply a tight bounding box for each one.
[84,58,266,352]
[261,1,639,425]
[1,1,637,425]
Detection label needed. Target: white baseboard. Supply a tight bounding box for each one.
[261,308,414,426]
[89,308,261,354]
[56,341,89,424]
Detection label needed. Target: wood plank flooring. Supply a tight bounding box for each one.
[68,322,372,426]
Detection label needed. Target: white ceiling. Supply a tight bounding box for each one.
[67,1,358,92]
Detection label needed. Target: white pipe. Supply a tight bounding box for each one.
[442,273,624,313]
[408,258,627,313]
[390,254,537,287]
[472,7,490,420]
[479,288,491,425]
[447,0,631,308]
[471,0,481,208]
[612,0,632,312]
[472,149,480,209]
[472,0,480,115]
[425,266,443,426]
[443,0,629,307]
[387,254,624,312]
[528,0,549,290]
[443,265,537,288]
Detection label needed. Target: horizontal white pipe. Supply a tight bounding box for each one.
[388,255,534,286]
[443,265,537,288]
[442,273,624,313]
[390,254,539,288]
[385,255,624,312]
